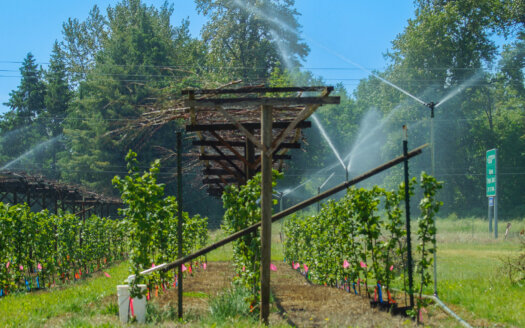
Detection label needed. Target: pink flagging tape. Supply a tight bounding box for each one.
[129,297,134,317]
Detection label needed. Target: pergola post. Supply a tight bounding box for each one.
[260,105,273,324]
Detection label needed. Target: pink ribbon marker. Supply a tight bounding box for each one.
[203,262,207,270]
[390,265,394,271]
[270,263,277,271]
[303,264,309,273]
[151,263,155,268]
[182,264,187,272]
[293,262,300,270]
[343,260,350,269]
[360,261,367,268]
[19,265,23,271]
[242,266,245,272]
[129,297,135,316]
[6,262,9,269]
[104,272,111,278]
[37,263,42,270]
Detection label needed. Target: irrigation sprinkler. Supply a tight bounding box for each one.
[425,101,439,298]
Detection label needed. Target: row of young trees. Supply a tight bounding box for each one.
[221,170,282,308]
[283,173,442,322]
[113,150,208,297]
[0,203,125,296]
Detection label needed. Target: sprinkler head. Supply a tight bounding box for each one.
[426,102,436,118]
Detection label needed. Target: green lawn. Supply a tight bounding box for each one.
[429,218,525,327]
[0,262,130,327]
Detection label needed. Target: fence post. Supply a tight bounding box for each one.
[403,125,414,309]
[177,131,184,319]
[260,105,273,324]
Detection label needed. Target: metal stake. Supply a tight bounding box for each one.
[177,132,184,319]
[403,125,414,309]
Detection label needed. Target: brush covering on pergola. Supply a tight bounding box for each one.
[181,85,340,196]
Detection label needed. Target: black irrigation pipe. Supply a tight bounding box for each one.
[131,143,428,277]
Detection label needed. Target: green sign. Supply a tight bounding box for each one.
[486,149,497,197]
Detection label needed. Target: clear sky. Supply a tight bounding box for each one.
[0,0,416,114]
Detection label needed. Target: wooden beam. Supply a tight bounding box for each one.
[213,159,245,185]
[202,168,233,175]
[208,144,246,177]
[214,106,265,151]
[182,86,333,95]
[202,178,237,184]
[210,130,253,169]
[199,154,290,161]
[186,120,311,132]
[193,139,301,149]
[186,96,340,108]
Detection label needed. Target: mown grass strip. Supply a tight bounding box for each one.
[0,262,129,327]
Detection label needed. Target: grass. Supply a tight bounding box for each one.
[0,261,130,327]
[428,217,525,327]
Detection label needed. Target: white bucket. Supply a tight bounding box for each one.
[117,284,147,323]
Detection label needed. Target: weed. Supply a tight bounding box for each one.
[209,285,257,322]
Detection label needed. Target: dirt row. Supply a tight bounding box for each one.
[155,261,461,327]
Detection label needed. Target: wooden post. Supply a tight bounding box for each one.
[245,132,255,182]
[403,126,414,309]
[177,131,184,319]
[260,105,272,324]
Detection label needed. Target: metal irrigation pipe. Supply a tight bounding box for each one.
[386,286,473,328]
[128,143,428,279]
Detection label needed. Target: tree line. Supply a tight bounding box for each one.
[1,0,523,218]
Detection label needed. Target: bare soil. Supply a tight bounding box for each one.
[152,261,471,327]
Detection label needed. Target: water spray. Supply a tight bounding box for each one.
[317,172,335,211]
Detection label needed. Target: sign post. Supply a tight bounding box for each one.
[486,149,497,238]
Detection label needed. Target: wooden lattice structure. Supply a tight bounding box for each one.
[182,85,340,322]
[182,86,338,196]
[0,171,121,217]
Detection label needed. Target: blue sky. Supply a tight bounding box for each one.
[0,0,416,114]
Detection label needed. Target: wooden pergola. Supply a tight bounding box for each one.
[0,170,122,217]
[182,86,339,196]
[111,83,340,322]
[182,85,340,323]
